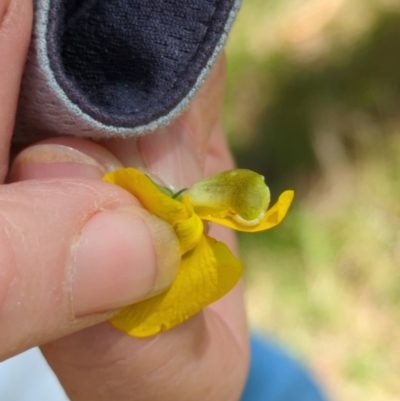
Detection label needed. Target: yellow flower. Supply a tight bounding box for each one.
[103,168,294,337]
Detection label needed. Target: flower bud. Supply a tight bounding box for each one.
[186,169,271,226]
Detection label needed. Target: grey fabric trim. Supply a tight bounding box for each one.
[14,0,242,142]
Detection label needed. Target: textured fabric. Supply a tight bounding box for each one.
[14,0,241,142]
[241,336,329,401]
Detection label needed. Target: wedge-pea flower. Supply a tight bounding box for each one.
[103,168,294,337]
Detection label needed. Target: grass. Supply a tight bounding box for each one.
[224,1,400,400]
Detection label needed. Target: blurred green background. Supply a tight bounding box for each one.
[224,1,400,400]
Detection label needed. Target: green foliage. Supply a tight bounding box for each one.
[225,2,400,400]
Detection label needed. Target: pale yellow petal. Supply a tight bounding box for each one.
[196,190,294,232]
[110,234,243,337]
[187,169,270,222]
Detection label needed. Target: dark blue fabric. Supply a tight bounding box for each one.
[241,336,329,401]
[46,0,237,127]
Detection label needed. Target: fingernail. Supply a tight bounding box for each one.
[71,206,181,316]
[9,144,122,181]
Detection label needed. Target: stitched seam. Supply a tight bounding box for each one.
[38,0,239,131]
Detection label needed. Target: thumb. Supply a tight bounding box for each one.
[1,141,180,360]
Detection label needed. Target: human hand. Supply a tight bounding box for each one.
[1,0,180,359]
[2,1,249,400]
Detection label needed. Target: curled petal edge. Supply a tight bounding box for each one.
[195,190,295,232]
[110,234,243,337]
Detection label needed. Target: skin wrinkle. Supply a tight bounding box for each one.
[82,315,239,401]
[76,350,131,374]
[65,238,79,323]
[137,127,203,191]
[115,351,200,398]
[44,316,230,400]
[1,179,137,213]
[54,310,121,345]
[201,311,246,401]
[3,294,124,360]
[48,329,159,374]
[0,215,36,360]
[0,175,154,360]
[122,320,214,399]
[0,216,19,317]
[0,207,59,351]
[0,183,92,229]
[134,324,208,385]
[26,138,124,172]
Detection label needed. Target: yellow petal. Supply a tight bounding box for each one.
[110,234,243,337]
[187,169,270,222]
[103,168,189,224]
[196,190,294,232]
[173,196,204,255]
[104,168,203,253]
